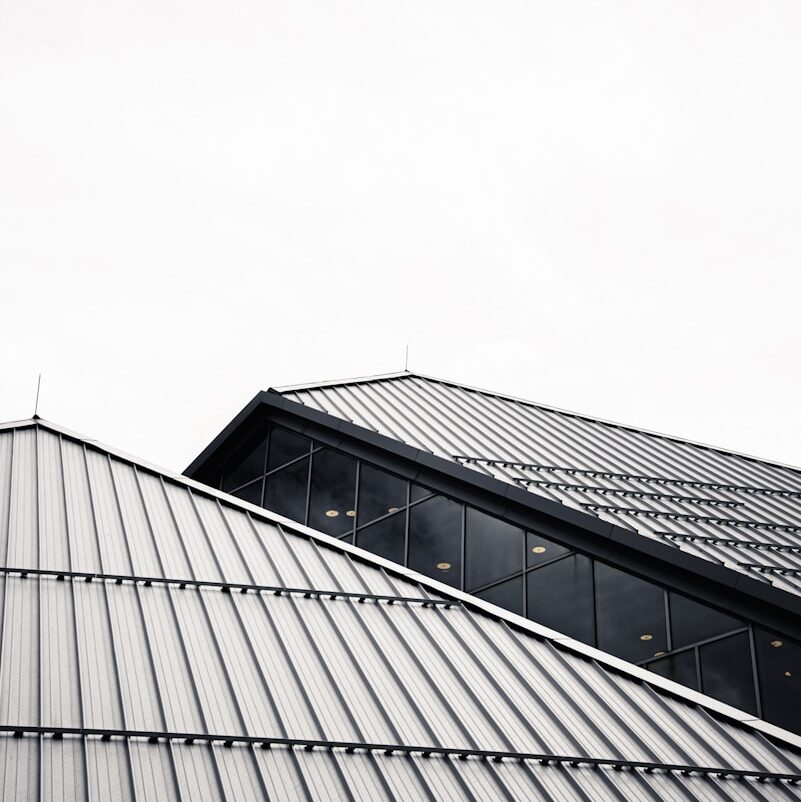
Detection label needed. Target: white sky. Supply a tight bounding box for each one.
[1,1,800,473]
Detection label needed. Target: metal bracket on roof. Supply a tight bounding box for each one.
[0,725,798,784]
[454,457,801,498]
[0,566,456,609]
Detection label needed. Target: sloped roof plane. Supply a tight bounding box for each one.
[277,372,801,598]
[1,419,801,800]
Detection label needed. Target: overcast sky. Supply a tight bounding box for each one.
[2,1,800,473]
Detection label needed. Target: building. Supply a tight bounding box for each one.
[187,372,801,739]
[0,374,800,799]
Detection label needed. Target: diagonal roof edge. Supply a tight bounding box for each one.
[276,371,801,478]
[5,417,799,752]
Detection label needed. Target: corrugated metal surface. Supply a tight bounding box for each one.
[279,373,801,597]
[1,421,801,800]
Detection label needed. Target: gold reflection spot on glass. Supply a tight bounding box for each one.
[436,562,452,571]
[785,671,792,678]
[387,507,400,514]
[639,634,653,641]
[325,510,339,518]
[771,639,783,648]
[531,546,546,554]
[654,651,665,657]
[345,510,356,517]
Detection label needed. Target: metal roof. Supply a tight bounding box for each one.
[277,372,801,599]
[2,419,801,800]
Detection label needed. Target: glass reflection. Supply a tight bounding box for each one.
[357,464,408,526]
[465,508,523,590]
[754,629,800,733]
[476,576,523,616]
[231,479,263,506]
[527,555,595,644]
[222,437,267,492]
[527,531,570,568]
[264,457,309,523]
[408,495,462,588]
[647,650,699,690]
[595,562,667,663]
[699,632,756,713]
[356,512,406,565]
[308,449,357,536]
[669,593,744,649]
[267,427,311,472]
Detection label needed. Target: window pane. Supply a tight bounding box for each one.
[595,563,667,663]
[527,554,595,644]
[647,650,699,690]
[669,593,744,649]
[357,464,407,526]
[267,427,311,472]
[307,449,357,536]
[231,479,263,506]
[410,483,433,502]
[222,437,266,492]
[356,512,406,565]
[476,576,523,616]
[699,632,756,713]
[264,457,309,523]
[754,629,801,733]
[527,531,570,568]
[465,508,523,590]
[408,495,462,588]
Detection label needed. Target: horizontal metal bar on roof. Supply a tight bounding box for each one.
[455,457,801,496]
[513,481,744,507]
[584,506,801,532]
[0,566,455,608]
[663,534,801,554]
[1,725,798,784]
[738,564,801,576]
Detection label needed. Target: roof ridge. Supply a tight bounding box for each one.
[9,416,799,750]
[277,372,801,478]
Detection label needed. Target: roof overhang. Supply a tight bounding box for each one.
[184,390,801,643]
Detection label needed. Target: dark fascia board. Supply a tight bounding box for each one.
[184,390,801,640]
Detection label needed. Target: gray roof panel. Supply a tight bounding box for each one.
[1,420,801,800]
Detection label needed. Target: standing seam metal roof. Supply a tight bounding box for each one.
[277,373,801,598]
[1,419,800,800]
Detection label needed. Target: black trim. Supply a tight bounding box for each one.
[183,391,801,642]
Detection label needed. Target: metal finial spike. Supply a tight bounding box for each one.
[33,373,42,419]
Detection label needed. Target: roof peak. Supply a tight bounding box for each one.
[276,371,801,476]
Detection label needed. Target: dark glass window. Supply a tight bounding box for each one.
[264,457,309,523]
[595,563,667,663]
[231,479,263,506]
[527,554,595,644]
[408,495,463,588]
[356,512,406,565]
[267,428,311,472]
[476,576,523,616]
[647,650,699,690]
[527,531,570,568]
[699,632,756,713]
[357,465,407,526]
[669,593,744,649]
[307,449,357,536]
[465,508,523,590]
[754,629,801,733]
[410,483,433,502]
[222,437,267,492]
